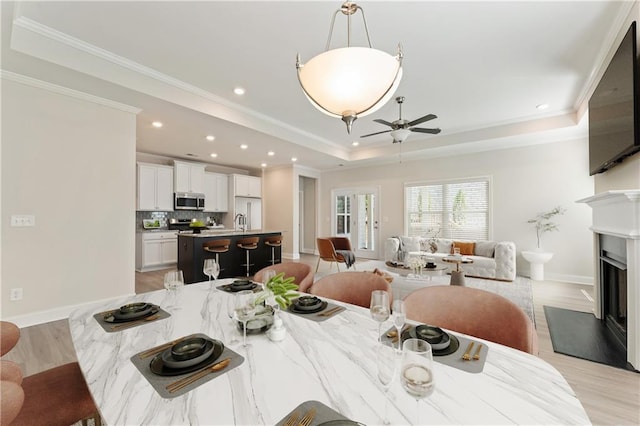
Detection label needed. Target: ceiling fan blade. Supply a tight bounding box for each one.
[373,119,395,127]
[410,127,442,134]
[407,114,437,127]
[360,129,393,138]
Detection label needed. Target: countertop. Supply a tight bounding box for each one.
[177,229,282,238]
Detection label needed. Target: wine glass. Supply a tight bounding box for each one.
[225,295,240,345]
[370,290,390,342]
[401,338,435,425]
[163,270,184,291]
[376,341,398,425]
[202,259,218,283]
[234,290,257,347]
[391,299,407,350]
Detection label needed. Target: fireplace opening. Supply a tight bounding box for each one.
[599,234,628,349]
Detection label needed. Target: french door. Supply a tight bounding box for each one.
[331,187,380,259]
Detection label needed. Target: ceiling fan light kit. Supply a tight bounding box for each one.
[361,96,442,144]
[296,1,403,134]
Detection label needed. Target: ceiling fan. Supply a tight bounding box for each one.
[360,96,441,143]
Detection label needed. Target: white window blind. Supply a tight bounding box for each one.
[405,178,489,240]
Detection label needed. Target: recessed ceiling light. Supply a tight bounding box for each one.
[234,87,246,96]
[267,151,275,156]
[291,157,298,162]
[536,104,549,110]
[206,135,215,141]
[152,121,163,128]
[240,144,248,150]
[261,162,267,168]
[352,141,359,146]
[210,153,218,158]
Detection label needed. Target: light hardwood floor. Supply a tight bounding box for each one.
[4,255,639,425]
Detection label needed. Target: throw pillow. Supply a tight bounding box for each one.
[475,241,496,258]
[452,241,475,255]
[436,239,453,254]
[400,236,421,253]
[419,238,431,252]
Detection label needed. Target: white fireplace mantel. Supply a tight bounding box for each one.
[577,190,640,239]
[577,189,640,371]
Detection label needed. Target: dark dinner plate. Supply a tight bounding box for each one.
[293,296,323,311]
[162,339,216,369]
[288,301,328,314]
[150,340,224,376]
[114,303,153,320]
[401,326,460,356]
[103,305,159,323]
[224,282,258,292]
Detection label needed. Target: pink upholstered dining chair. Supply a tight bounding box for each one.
[403,286,538,354]
[0,321,100,426]
[253,262,315,293]
[310,271,392,308]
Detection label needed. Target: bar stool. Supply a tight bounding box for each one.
[264,235,282,265]
[237,236,259,277]
[203,239,231,275]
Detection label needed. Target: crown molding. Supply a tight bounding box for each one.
[1,70,142,114]
[11,16,349,159]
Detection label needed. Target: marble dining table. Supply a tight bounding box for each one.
[68,279,591,425]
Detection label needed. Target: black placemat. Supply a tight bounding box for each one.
[130,333,244,399]
[382,325,488,374]
[275,400,360,426]
[93,305,171,333]
[285,300,346,322]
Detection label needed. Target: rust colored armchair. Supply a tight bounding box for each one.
[316,237,356,272]
[1,321,100,426]
[310,271,392,308]
[253,262,315,293]
[403,286,538,354]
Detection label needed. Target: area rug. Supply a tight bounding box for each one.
[321,260,535,324]
[544,306,631,371]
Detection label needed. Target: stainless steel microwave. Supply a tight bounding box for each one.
[174,192,205,211]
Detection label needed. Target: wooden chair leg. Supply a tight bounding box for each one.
[315,257,321,273]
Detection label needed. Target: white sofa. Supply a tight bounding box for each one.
[385,236,516,282]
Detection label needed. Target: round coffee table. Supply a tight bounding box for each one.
[385,261,446,280]
[442,256,473,286]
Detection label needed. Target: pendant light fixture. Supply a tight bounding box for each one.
[296,2,403,134]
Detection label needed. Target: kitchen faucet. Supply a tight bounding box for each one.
[234,213,247,232]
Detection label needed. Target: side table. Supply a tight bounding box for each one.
[442,256,474,286]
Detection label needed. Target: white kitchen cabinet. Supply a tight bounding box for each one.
[204,172,228,212]
[137,163,174,211]
[232,174,261,198]
[135,231,178,271]
[174,161,206,193]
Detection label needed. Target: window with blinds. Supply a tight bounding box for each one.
[405,178,490,240]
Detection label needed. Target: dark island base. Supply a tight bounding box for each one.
[178,232,282,283]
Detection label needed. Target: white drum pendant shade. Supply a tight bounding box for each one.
[297,47,402,119]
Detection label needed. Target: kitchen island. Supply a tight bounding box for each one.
[178,230,282,283]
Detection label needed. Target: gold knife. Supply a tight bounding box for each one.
[317,306,342,317]
[462,341,475,361]
[166,357,231,393]
[473,343,483,360]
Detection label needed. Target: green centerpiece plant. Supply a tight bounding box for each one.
[255,272,299,309]
[527,206,565,250]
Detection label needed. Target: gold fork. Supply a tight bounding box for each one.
[462,342,475,361]
[283,411,299,426]
[298,407,317,426]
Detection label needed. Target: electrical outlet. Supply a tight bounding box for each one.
[10,288,23,301]
[10,215,35,227]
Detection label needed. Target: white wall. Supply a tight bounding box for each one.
[1,77,137,325]
[319,138,595,283]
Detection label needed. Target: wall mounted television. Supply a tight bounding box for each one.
[589,21,640,175]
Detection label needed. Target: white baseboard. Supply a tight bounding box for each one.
[3,293,136,328]
[282,252,300,260]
